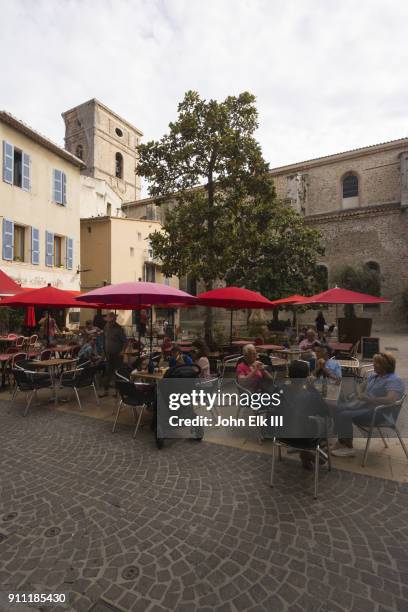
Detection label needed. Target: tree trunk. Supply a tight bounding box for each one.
[204,281,213,346]
[272,308,279,322]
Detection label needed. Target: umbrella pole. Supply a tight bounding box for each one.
[137,310,142,356]
[230,309,233,345]
[149,306,153,354]
[46,309,50,347]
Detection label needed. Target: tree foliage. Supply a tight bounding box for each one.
[137,90,324,336]
[332,264,382,317]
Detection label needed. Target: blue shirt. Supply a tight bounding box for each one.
[316,358,342,384]
[168,353,193,368]
[366,372,405,399]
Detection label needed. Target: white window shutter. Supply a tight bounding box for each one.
[2,219,14,261]
[31,227,40,264]
[62,172,67,205]
[53,169,62,203]
[22,152,31,191]
[66,237,73,270]
[3,141,14,184]
[45,231,54,266]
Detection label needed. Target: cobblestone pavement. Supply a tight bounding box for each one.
[1,399,408,612]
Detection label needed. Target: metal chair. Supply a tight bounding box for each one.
[59,363,100,411]
[353,394,408,467]
[270,416,332,499]
[40,349,53,360]
[113,380,154,437]
[11,367,53,416]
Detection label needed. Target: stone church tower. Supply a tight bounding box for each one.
[62,99,142,202]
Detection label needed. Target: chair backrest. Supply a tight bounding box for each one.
[12,352,27,367]
[75,363,100,386]
[70,346,80,358]
[12,367,34,389]
[40,349,52,360]
[115,366,133,383]
[15,336,25,348]
[116,379,153,404]
[164,364,201,379]
[29,334,38,346]
[376,393,406,425]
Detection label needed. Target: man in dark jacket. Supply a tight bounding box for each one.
[100,312,127,397]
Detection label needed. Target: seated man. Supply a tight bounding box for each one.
[236,343,274,391]
[168,345,193,368]
[332,352,405,457]
[278,360,331,470]
[313,345,342,385]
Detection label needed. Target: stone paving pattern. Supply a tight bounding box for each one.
[1,399,408,612]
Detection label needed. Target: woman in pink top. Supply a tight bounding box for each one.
[191,339,211,378]
[236,344,274,391]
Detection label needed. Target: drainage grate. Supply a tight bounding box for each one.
[88,600,126,612]
[44,526,61,537]
[121,565,140,581]
[2,512,18,522]
[384,347,399,351]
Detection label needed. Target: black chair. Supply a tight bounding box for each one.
[11,367,53,416]
[115,365,133,383]
[113,380,154,437]
[59,363,100,410]
[353,394,408,467]
[270,416,332,499]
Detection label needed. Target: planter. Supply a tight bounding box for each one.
[337,317,372,345]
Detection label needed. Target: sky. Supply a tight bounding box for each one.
[2,0,408,185]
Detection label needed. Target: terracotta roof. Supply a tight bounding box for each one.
[0,111,85,168]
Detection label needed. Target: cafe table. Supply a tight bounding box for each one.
[131,369,165,382]
[28,358,77,404]
[256,344,284,352]
[272,348,302,362]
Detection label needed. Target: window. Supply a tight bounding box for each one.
[115,152,123,179]
[137,232,142,241]
[54,235,62,267]
[163,277,170,286]
[144,263,156,282]
[186,275,197,296]
[115,128,123,137]
[76,144,83,160]
[342,174,358,198]
[13,225,25,262]
[2,141,31,190]
[130,247,134,256]
[53,169,67,205]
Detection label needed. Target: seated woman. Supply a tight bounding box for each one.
[236,344,274,391]
[191,339,211,379]
[332,352,405,457]
[78,335,100,364]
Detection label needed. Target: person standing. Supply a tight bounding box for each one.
[315,311,326,340]
[100,312,127,397]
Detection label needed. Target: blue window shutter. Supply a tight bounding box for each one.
[2,219,14,261]
[3,141,14,184]
[62,172,67,205]
[31,227,40,264]
[66,237,73,270]
[45,231,54,266]
[53,169,62,203]
[22,152,31,191]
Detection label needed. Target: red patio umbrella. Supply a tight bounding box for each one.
[78,282,197,351]
[295,287,390,305]
[196,287,275,344]
[24,306,36,328]
[0,269,24,297]
[0,285,100,345]
[269,294,306,306]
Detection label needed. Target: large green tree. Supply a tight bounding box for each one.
[138,90,324,338]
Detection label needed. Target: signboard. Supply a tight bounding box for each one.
[361,337,380,360]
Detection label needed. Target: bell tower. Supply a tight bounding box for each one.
[62,99,142,202]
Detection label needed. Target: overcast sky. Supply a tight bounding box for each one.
[2,0,408,181]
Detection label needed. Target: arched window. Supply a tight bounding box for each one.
[76,144,83,160]
[115,152,123,179]
[315,264,329,292]
[365,260,380,273]
[342,173,358,199]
